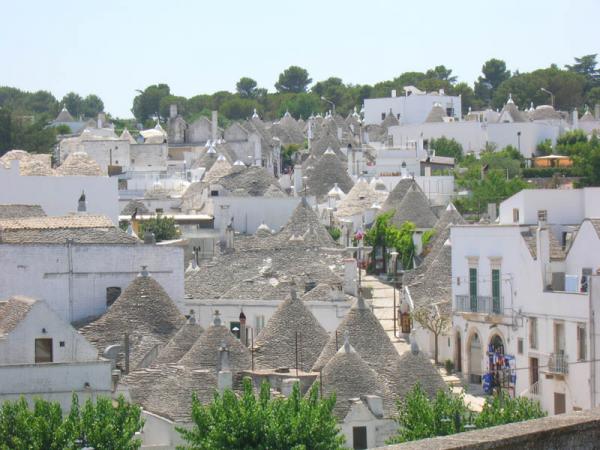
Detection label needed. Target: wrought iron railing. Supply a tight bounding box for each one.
[455,295,503,315]
[548,353,569,375]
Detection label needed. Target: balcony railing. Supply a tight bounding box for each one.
[519,381,541,398]
[455,295,503,315]
[548,353,569,375]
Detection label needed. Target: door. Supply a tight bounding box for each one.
[554,323,565,355]
[469,333,482,384]
[554,393,566,415]
[530,358,539,385]
[34,338,53,363]
[352,426,367,450]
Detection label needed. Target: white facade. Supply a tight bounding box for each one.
[388,121,562,158]
[0,162,119,224]
[451,188,600,415]
[364,91,461,125]
[184,298,352,335]
[0,299,112,410]
[212,196,306,235]
[0,243,185,322]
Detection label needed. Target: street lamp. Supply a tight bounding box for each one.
[540,88,554,108]
[321,96,336,115]
[390,251,399,338]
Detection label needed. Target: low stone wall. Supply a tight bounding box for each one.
[381,408,600,449]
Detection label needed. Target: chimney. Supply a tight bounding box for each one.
[211,110,218,141]
[139,265,150,277]
[169,104,178,119]
[239,310,247,347]
[536,225,550,287]
[391,89,397,98]
[400,161,408,178]
[97,112,106,129]
[343,258,358,296]
[77,191,86,212]
[217,341,232,392]
[572,109,579,129]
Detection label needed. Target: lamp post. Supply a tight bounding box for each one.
[540,88,554,108]
[321,96,336,115]
[390,251,399,338]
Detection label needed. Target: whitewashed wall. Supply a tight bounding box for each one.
[0,162,119,224]
[0,243,184,322]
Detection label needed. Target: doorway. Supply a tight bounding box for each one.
[468,332,482,384]
[554,393,566,415]
[352,426,367,449]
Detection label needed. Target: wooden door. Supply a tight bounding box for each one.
[554,393,566,415]
[352,426,367,449]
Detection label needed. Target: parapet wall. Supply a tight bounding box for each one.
[381,408,600,449]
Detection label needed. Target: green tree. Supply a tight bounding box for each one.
[80,94,104,118]
[132,84,171,122]
[425,65,457,84]
[236,77,259,98]
[451,82,481,114]
[220,97,257,120]
[536,139,553,156]
[387,385,470,444]
[0,394,143,450]
[474,59,511,105]
[275,66,312,93]
[61,92,83,117]
[558,132,600,187]
[139,216,179,242]
[474,391,546,429]
[277,93,321,119]
[430,137,463,161]
[365,212,415,271]
[586,87,600,108]
[178,378,344,450]
[0,108,12,155]
[412,305,450,364]
[566,54,599,92]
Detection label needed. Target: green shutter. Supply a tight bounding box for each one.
[469,268,477,312]
[492,269,500,314]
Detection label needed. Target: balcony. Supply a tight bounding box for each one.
[455,295,503,315]
[547,353,569,375]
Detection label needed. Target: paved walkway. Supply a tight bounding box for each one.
[361,271,486,412]
[362,272,410,355]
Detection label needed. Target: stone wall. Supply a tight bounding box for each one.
[381,408,600,449]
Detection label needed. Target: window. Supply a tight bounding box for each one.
[537,210,547,222]
[59,341,65,347]
[396,113,401,120]
[581,268,592,293]
[106,287,122,307]
[210,190,219,197]
[491,269,501,314]
[518,338,524,354]
[446,107,454,117]
[155,208,163,214]
[35,338,53,363]
[381,113,386,121]
[469,268,478,312]
[554,322,565,355]
[529,317,538,350]
[512,208,520,223]
[577,324,587,361]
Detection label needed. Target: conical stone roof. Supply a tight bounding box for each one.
[55,107,75,123]
[153,316,204,364]
[381,111,400,128]
[278,197,336,247]
[56,152,104,176]
[306,151,354,201]
[335,178,385,218]
[382,178,418,213]
[178,312,251,375]
[391,184,437,229]
[317,336,394,419]
[390,343,446,399]
[81,272,185,368]
[254,290,329,372]
[203,155,231,184]
[121,200,150,216]
[425,103,446,123]
[312,297,400,386]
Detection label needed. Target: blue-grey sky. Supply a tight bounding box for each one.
[1,0,598,117]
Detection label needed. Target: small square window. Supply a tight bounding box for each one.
[537,210,547,222]
[59,341,65,347]
[517,338,524,354]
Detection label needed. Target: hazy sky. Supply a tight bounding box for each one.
[1,0,598,117]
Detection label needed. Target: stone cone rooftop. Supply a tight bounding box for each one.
[312,297,401,387]
[391,184,437,229]
[81,273,185,369]
[56,152,104,176]
[254,290,329,372]
[178,317,251,378]
[306,151,354,200]
[317,340,394,419]
[277,197,336,247]
[382,178,418,213]
[153,317,204,365]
